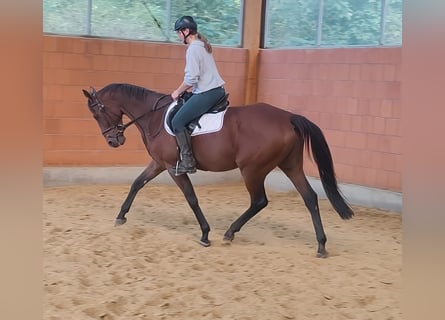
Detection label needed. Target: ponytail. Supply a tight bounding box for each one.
[197,32,212,53]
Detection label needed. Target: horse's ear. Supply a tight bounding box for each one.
[82,89,93,100]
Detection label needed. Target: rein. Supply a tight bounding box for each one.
[99,94,171,136]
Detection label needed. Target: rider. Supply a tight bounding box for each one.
[170,15,226,176]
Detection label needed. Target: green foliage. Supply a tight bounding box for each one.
[265,0,319,47]
[43,0,242,46]
[43,0,401,47]
[168,0,242,46]
[383,0,402,44]
[265,0,402,47]
[43,0,89,35]
[322,0,382,45]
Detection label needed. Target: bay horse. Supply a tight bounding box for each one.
[82,83,353,258]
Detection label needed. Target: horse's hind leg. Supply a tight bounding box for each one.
[115,161,164,225]
[279,164,328,258]
[223,170,268,242]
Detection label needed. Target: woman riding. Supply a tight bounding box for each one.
[170,15,226,175]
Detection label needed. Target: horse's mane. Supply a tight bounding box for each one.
[99,83,159,102]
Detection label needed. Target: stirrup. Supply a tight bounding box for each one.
[171,161,197,176]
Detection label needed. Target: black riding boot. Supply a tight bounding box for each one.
[172,129,196,175]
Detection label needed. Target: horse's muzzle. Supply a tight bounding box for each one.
[106,133,126,148]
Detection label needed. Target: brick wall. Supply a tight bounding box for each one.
[257,48,401,191]
[43,35,402,192]
[43,35,248,166]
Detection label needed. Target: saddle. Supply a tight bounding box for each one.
[166,91,229,133]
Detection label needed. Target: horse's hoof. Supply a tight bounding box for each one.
[199,239,211,247]
[115,218,127,226]
[223,232,234,242]
[221,238,232,246]
[222,233,234,245]
[316,251,328,258]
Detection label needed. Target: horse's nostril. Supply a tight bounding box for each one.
[108,140,113,146]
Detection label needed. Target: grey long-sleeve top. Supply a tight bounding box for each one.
[184,40,225,94]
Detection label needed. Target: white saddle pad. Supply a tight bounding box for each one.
[164,101,228,136]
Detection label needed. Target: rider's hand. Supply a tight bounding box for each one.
[171,90,180,100]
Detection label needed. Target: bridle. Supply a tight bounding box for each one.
[88,99,124,136]
[89,91,171,137]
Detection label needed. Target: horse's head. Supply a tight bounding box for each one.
[82,87,126,148]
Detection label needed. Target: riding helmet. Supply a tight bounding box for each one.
[174,16,198,32]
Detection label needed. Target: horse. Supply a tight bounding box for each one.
[82,83,353,258]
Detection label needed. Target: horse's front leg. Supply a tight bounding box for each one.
[169,172,211,247]
[115,161,164,226]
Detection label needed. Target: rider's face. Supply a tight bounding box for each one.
[177,28,189,42]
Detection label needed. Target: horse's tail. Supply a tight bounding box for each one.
[290,115,354,220]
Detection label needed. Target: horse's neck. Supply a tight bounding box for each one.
[123,95,166,137]
[121,95,154,118]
